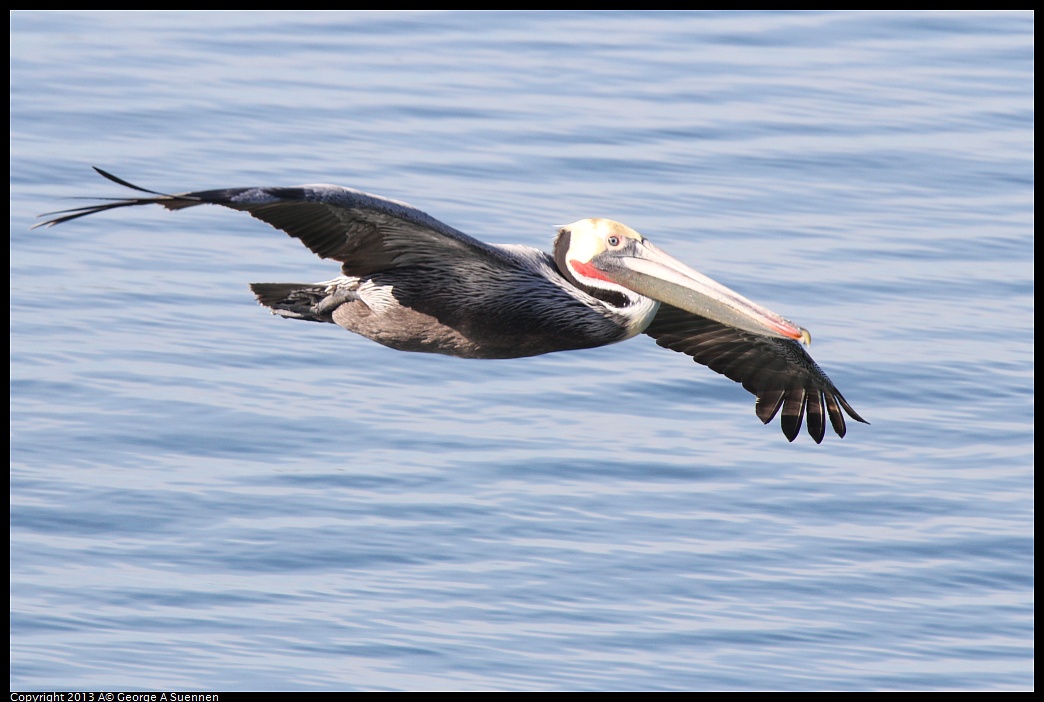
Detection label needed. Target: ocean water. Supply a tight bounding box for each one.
[10,11,1033,690]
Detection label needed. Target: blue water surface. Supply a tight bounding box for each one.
[10,10,1033,691]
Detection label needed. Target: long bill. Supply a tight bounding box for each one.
[599,240,812,344]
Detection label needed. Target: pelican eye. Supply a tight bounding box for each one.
[607,235,621,247]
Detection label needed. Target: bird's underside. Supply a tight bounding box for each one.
[248,273,626,359]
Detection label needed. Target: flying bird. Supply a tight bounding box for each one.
[35,168,867,442]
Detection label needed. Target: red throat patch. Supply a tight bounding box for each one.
[569,259,614,284]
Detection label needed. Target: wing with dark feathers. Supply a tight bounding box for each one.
[645,303,867,443]
[33,168,510,276]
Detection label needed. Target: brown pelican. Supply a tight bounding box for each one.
[35,168,867,442]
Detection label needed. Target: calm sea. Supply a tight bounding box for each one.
[10,11,1033,691]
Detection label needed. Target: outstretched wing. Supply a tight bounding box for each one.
[33,167,509,276]
[645,303,867,443]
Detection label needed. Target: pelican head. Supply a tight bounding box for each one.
[554,218,811,344]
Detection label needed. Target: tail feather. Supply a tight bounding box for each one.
[250,282,333,323]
